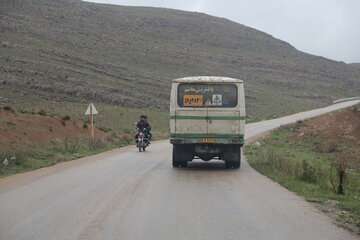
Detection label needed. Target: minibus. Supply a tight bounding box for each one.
[170,76,246,168]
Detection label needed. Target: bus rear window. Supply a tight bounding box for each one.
[177,83,237,108]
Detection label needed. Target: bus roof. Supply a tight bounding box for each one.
[173,76,244,83]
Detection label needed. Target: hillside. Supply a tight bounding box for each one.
[351,63,360,70]
[1,0,360,120]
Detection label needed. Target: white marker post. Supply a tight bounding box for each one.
[85,103,98,140]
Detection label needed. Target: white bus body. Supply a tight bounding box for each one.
[170,76,246,168]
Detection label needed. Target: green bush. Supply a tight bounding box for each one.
[301,160,318,183]
[63,138,81,154]
[98,126,112,133]
[3,106,15,113]
[38,109,47,116]
[62,115,71,121]
[0,151,28,175]
[88,139,106,150]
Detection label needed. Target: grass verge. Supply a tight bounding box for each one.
[245,126,360,234]
[0,99,169,177]
[0,136,135,177]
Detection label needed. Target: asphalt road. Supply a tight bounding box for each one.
[1,100,359,240]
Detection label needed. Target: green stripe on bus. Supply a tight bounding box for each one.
[170,115,246,120]
[170,133,244,139]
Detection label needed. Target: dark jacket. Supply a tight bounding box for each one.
[137,120,151,132]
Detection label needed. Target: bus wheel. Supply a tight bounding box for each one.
[225,145,241,169]
[172,145,189,168]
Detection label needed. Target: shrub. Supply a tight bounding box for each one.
[301,160,318,183]
[88,139,106,150]
[38,109,47,116]
[316,141,338,153]
[6,121,16,127]
[19,109,27,114]
[0,151,27,171]
[98,126,112,133]
[62,115,71,121]
[3,106,15,113]
[63,138,80,154]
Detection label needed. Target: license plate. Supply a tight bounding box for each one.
[202,138,216,144]
[183,95,203,107]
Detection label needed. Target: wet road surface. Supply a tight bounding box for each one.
[1,100,359,240]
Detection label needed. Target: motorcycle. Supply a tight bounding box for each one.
[136,129,150,152]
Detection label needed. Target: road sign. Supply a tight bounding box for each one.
[85,103,98,140]
[2,158,8,167]
[85,103,98,115]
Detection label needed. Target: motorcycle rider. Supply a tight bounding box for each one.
[136,115,152,142]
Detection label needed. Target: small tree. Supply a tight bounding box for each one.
[329,144,357,195]
[336,157,347,195]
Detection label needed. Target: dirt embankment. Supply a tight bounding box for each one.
[297,106,360,141]
[294,104,360,168]
[0,107,106,151]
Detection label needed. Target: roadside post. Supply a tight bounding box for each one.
[85,103,98,141]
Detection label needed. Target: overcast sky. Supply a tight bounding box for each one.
[87,0,360,63]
